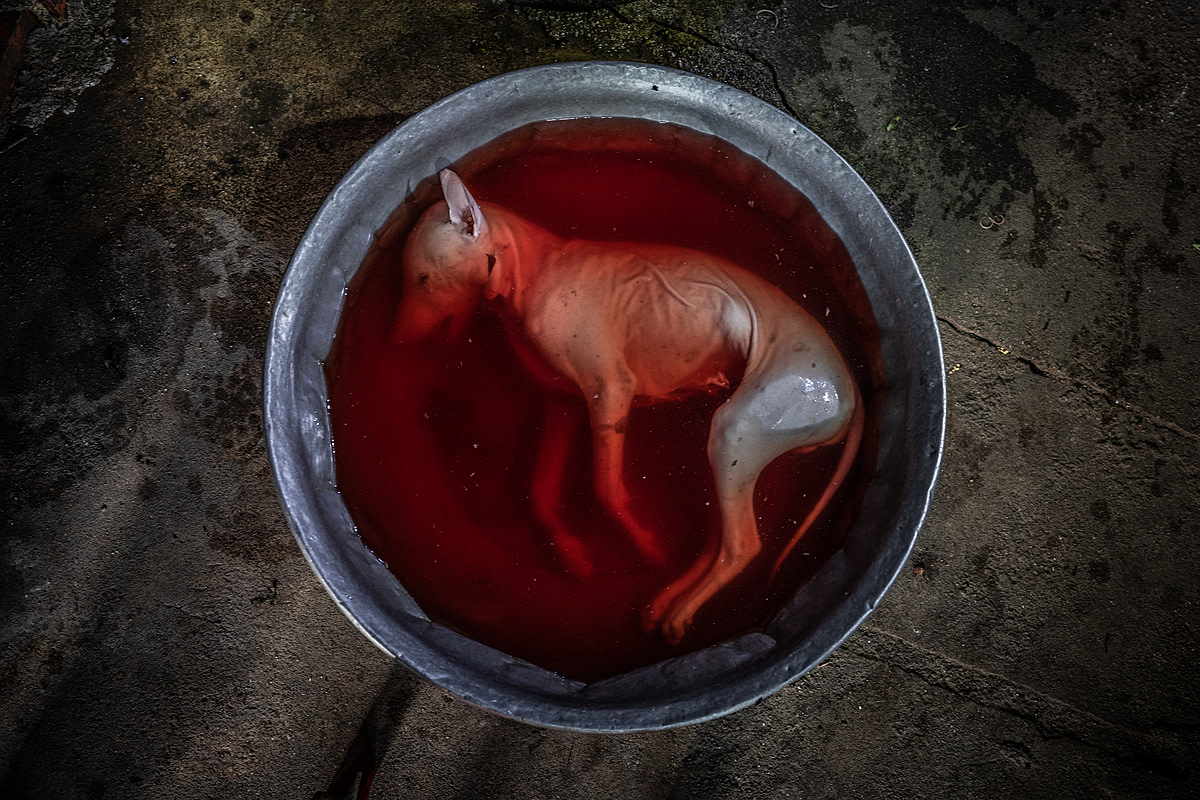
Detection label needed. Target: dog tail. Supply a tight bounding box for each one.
[768,382,864,585]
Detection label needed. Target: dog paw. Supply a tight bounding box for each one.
[660,614,691,646]
[642,588,693,645]
[623,520,667,567]
[551,531,593,577]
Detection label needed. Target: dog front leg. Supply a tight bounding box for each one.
[586,374,667,565]
[530,397,593,576]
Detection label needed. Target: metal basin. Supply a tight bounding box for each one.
[264,62,945,731]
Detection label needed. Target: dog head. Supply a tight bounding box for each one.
[394,170,494,343]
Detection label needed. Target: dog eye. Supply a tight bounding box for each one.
[486,254,496,275]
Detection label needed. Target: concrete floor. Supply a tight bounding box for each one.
[2,0,1198,797]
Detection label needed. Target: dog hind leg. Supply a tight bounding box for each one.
[649,398,773,643]
[651,371,855,643]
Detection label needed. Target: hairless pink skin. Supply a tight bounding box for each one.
[394,170,863,645]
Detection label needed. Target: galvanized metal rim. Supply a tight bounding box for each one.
[264,61,946,732]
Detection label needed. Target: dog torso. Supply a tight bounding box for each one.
[485,206,852,439]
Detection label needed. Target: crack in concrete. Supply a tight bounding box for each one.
[938,314,1199,442]
[528,4,798,118]
[161,602,223,626]
[847,625,1191,781]
[645,14,801,120]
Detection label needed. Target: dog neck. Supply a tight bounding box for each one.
[481,206,564,317]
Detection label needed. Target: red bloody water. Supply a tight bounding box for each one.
[325,119,882,682]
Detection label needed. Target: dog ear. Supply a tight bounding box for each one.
[440,170,489,240]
